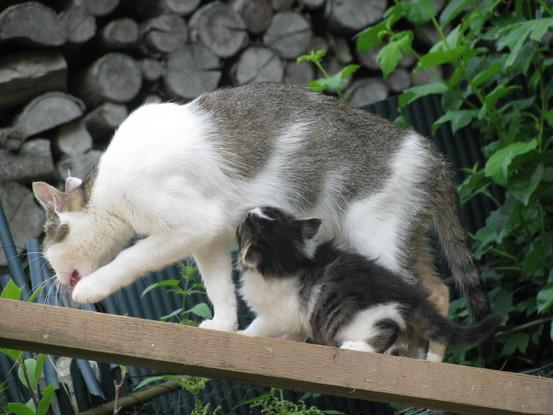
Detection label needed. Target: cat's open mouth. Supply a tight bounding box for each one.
[69,270,81,287]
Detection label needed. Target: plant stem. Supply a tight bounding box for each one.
[18,356,40,411]
[505,316,553,333]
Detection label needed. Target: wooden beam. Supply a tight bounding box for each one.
[1,299,552,415]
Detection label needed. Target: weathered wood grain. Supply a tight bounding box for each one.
[1,299,552,415]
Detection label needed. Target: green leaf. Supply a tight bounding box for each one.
[355,4,403,52]
[544,110,553,128]
[458,168,492,205]
[1,279,22,300]
[500,332,530,356]
[497,18,553,67]
[484,140,537,186]
[160,307,184,321]
[550,322,553,341]
[523,240,547,273]
[185,303,212,320]
[5,402,35,415]
[296,49,326,64]
[418,46,467,69]
[33,354,46,392]
[17,357,42,393]
[0,347,23,363]
[141,279,181,298]
[440,0,478,27]
[510,163,544,205]
[403,0,436,25]
[133,375,168,390]
[472,63,503,88]
[308,64,360,93]
[378,32,413,78]
[537,282,553,314]
[399,83,448,107]
[26,286,43,303]
[432,109,478,134]
[38,384,56,415]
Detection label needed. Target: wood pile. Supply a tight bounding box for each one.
[0,0,440,266]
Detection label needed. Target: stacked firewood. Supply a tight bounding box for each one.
[0,0,441,265]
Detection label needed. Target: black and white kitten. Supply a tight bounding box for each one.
[236,207,502,356]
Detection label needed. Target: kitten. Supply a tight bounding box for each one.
[32,83,490,361]
[237,207,502,356]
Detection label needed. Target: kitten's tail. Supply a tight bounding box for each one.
[433,165,492,323]
[411,301,503,347]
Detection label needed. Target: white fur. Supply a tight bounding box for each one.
[335,303,406,349]
[343,133,429,276]
[249,207,275,221]
[44,102,431,337]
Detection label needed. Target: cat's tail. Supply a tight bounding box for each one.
[411,301,503,347]
[432,165,492,323]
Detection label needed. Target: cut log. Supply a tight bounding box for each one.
[308,36,329,53]
[0,2,66,46]
[230,0,273,34]
[190,2,248,58]
[284,61,315,86]
[130,0,201,17]
[263,11,312,59]
[345,79,389,108]
[99,18,139,50]
[0,139,56,183]
[163,43,221,100]
[299,0,326,9]
[83,103,128,142]
[55,120,93,156]
[233,47,284,85]
[0,51,67,112]
[270,0,294,10]
[76,53,142,107]
[0,182,44,266]
[79,0,119,16]
[0,92,85,151]
[140,14,188,55]
[141,58,163,82]
[386,68,411,92]
[325,0,387,32]
[143,94,163,104]
[331,37,352,64]
[356,47,380,70]
[57,150,102,181]
[60,6,96,44]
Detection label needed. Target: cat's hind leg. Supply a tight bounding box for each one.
[194,234,237,332]
[238,317,288,338]
[340,319,399,353]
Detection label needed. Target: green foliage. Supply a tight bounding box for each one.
[0,280,56,415]
[296,50,359,100]
[242,389,342,415]
[356,0,553,370]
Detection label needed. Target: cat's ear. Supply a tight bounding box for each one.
[65,177,82,193]
[32,182,67,211]
[299,218,322,239]
[244,249,262,268]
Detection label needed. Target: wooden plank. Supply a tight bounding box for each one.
[0,299,552,415]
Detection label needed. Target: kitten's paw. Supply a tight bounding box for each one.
[199,318,237,332]
[236,329,255,336]
[72,278,112,304]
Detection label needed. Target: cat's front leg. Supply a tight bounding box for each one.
[72,232,192,304]
[238,317,287,338]
[194,235,237,332]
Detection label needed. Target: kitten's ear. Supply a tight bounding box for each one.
[244,249,262,268]
[32,182,66,211]
[299,218,322,239]
[65,177,82,193]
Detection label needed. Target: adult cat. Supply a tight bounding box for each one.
[32,83,489,361]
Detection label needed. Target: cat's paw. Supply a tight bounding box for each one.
[236,329,255,336]
[199,318,237,332]
[71,277,112,304]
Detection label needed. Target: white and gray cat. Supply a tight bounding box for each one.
[32,83,490,361]
[236,206,501,355]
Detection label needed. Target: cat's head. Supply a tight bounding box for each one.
[236,207,322,275]
[32,177,127,290]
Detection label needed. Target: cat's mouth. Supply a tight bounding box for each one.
[69,270,81,287]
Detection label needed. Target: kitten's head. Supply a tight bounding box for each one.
[236,207,322,275]
[32,176,127,290]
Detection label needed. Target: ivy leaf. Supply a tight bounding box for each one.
[440,0,478,27]
[484,139,537,186]
[509,163,544,205]
[185,303,212,320]
[497,17,553,66]
[402,0,436,25]
[500,332,530,356]
[537,282,553,314]
[377,32,413,78]
[418,46,467,70]
[141,279,181,298]
[458,168,492,205]
[399,82,448,107]
[523,240,547,273]
[356,3,404,52]
[472,63,503,88]
[432,109,478,134]
[1,279,22,300]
